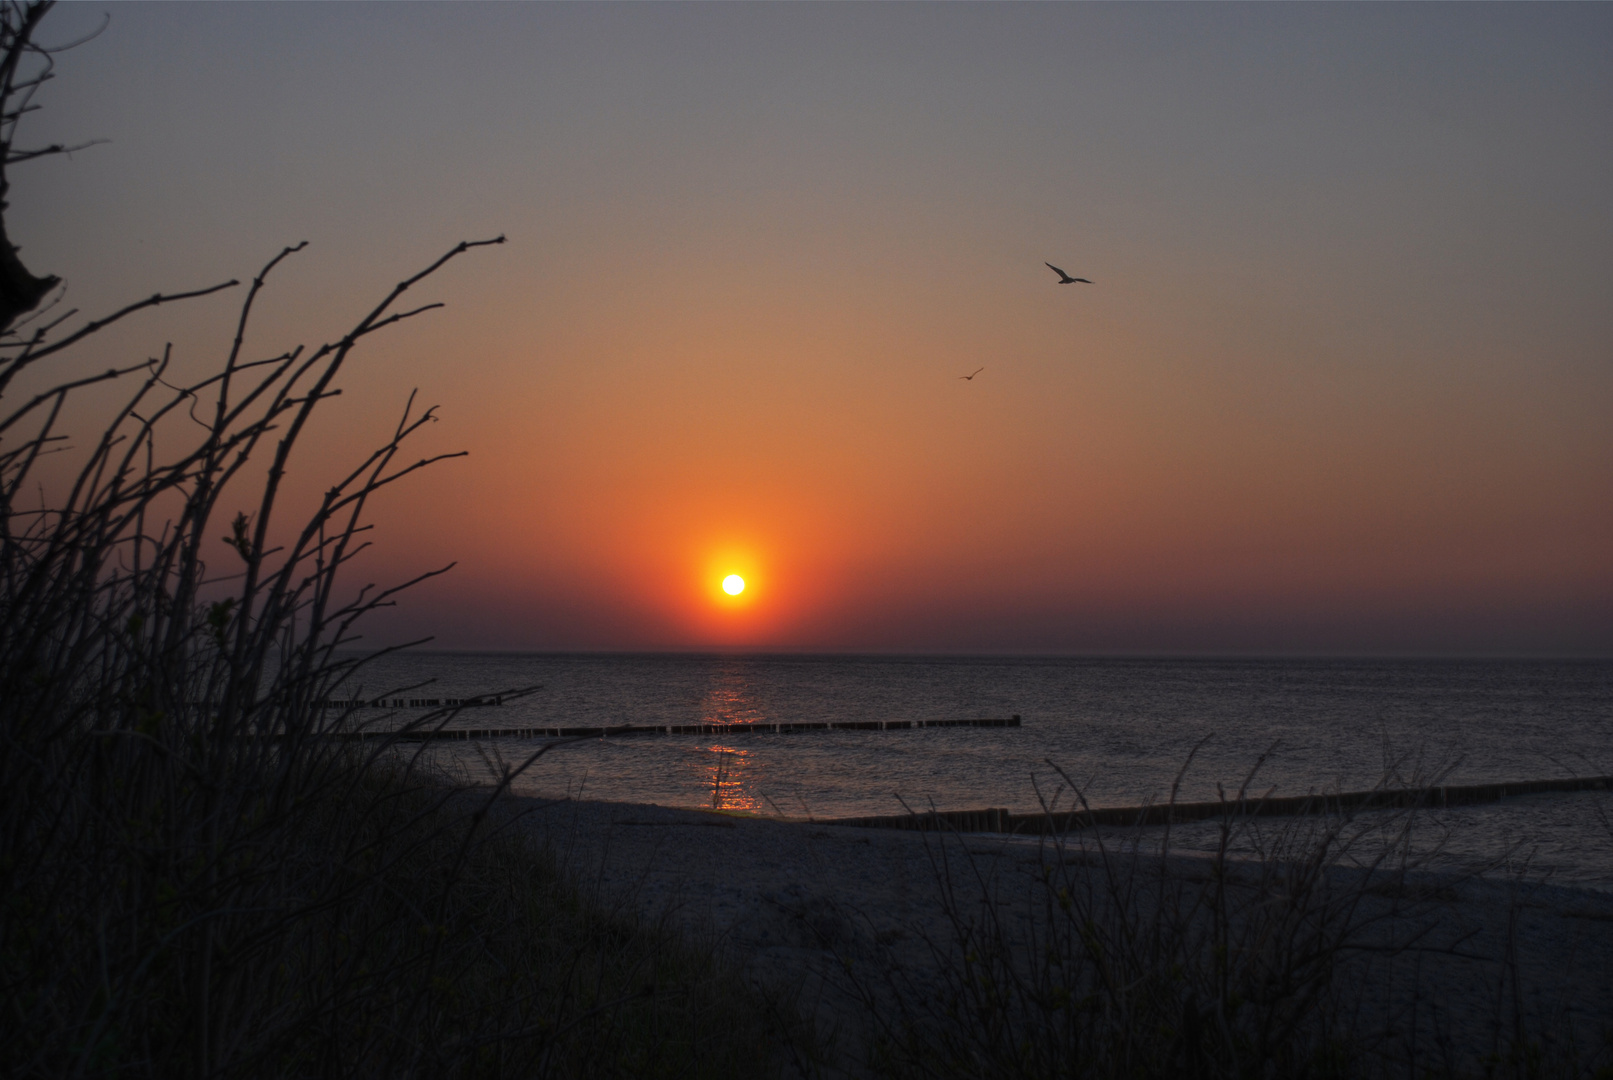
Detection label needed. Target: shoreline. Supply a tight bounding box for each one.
[502,780,1613,891]
[504,795,1613,1072]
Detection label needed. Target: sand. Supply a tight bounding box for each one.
[504,795,1613,1075]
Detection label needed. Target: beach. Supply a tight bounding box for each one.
[509,795,1613,1075]
[382,653,1613,890]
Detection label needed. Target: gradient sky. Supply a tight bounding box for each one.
[15,3,1612,654]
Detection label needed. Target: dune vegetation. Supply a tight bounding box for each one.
[0,4,805,1075]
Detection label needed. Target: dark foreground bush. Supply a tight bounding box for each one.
[4,749,803,1078]
[3,747,803,1076]
[0,6,805,1074]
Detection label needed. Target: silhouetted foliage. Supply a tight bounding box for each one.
[0,5,797,1076]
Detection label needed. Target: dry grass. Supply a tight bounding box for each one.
[0,8,807,1073]
[837,756,1613,1080]
[2,748,804,1078]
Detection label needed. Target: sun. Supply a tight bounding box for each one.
[703,548,759,610]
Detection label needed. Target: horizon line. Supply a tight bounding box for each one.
[338,647,1613,663]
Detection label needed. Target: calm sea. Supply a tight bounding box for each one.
[341,654,1613,889]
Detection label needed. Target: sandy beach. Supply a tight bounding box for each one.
[506,795,1613,1075]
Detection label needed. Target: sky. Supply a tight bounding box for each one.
[13,2,1612,655]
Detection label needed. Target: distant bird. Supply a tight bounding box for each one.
[959,367,984,381]
[1045,263,1092,285]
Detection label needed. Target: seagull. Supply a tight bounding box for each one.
[959,367,984,381]
[1045,263,1092,284]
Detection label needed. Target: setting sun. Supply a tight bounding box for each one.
[722,575,745,596]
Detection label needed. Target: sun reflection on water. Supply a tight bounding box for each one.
[700,744,768,812]
[695,663,777,812]
[697,662,769,726]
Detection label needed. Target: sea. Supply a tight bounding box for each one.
[338,653,1613,891]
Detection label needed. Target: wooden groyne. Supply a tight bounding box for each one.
[318,697,506,709]
[829,775,1613,835]
[334,715,1022,742]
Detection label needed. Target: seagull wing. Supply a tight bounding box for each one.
[1072,277,1092,283]
[959,367,984,380]
[1045,262,1072,281]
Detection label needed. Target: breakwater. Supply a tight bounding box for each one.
[335,715,1022,741]
[829,774,1613,835]
[319,697,506,709]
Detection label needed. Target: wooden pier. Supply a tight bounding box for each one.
[827,774,1613,835]
[335,715,1021,742]
[318,697,505,710]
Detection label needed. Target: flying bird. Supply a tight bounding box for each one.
[959,367,984,381]
[1045,263,1091,285]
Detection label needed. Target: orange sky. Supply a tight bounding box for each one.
[16,4,1613,653]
